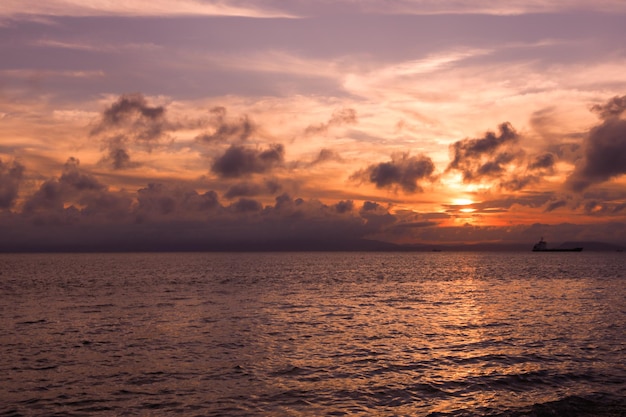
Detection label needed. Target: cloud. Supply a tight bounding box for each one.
[310,148,344,165]
[92,93,167,143]
[98,135,141,170]
[545,200,567,212]
[211,144,285,178]
[230,198,263,213]
[0,1,295,19]
[352,152,435,193]
[196,107,257,143]
[447,122,520,182]
[60,157,106,191]
[223,180,281,199]
[90,93,173,170]
[135,183,220,220]
[0,159,24,209]
[23,157,107,214]
[567,95,626,192]
[334,200,354,213]
[305,108,357,136]
[528,153,555,171]
[591,95,626,120]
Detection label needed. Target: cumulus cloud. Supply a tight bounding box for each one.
[352,152,435,193]
[447,122,519,182]
[230,198,263,213]
[591,95,626,120]
[334,200,354,213]
[60,157,106,191]
[446,122,561,191]
[305,108,357,136]
[23,158,103,211]
[92,93,167,141]
[0,159,25,209]
[567,95,626,192]
[196,106,256,143]
[91,93,170,169]
[211,144,285,178]
[99,135,140,170]
[135,183,220,221]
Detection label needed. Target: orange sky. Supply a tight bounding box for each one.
[1,1,626,250]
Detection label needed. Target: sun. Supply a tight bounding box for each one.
[452,198,474,206]
[451,198,476,213]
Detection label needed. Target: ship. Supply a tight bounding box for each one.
[532,237,583,252]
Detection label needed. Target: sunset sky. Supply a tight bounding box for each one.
[1,1,626,250]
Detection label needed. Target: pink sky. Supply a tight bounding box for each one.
[1,1,626,250]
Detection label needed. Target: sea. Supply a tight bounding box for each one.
[0,252,624,416]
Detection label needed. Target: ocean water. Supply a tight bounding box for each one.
[0,252,624,416]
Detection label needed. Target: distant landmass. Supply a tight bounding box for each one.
[2,237,625,253]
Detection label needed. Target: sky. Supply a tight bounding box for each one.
[1,0,626,251]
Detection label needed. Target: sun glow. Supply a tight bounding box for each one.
[452,198,474,206]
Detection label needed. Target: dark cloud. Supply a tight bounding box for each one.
[310,148,344,165]
[334,200,354,213]
[352,152,435,193]
[92,93,167,142]
[212,144,285,178]
[23,158,115,216]
[224,182,262,199]
[91,93,171,169]
[0,159,25,209]
[305,108,357,136]
[392,221,438,229]
[591,94,626,120]
[528,153,555,171]
[230,198,263,213]
[99,135,140,170]
[135,183,220,221]
[567,98,626,192]
[60,157,106,191]
[224,180,282,199]
[447,122,520,182]
[196,107,256,143]
[545,200,567,212]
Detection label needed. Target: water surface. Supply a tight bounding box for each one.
[1,252,624,416]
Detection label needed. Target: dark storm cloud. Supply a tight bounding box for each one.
[0,159,25,209]
[196,107,256,143]
[352,152,435,193]
[447,122,519,182]
[305,108,357,136]
[567,96,626,191]
[211,144,285,178]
